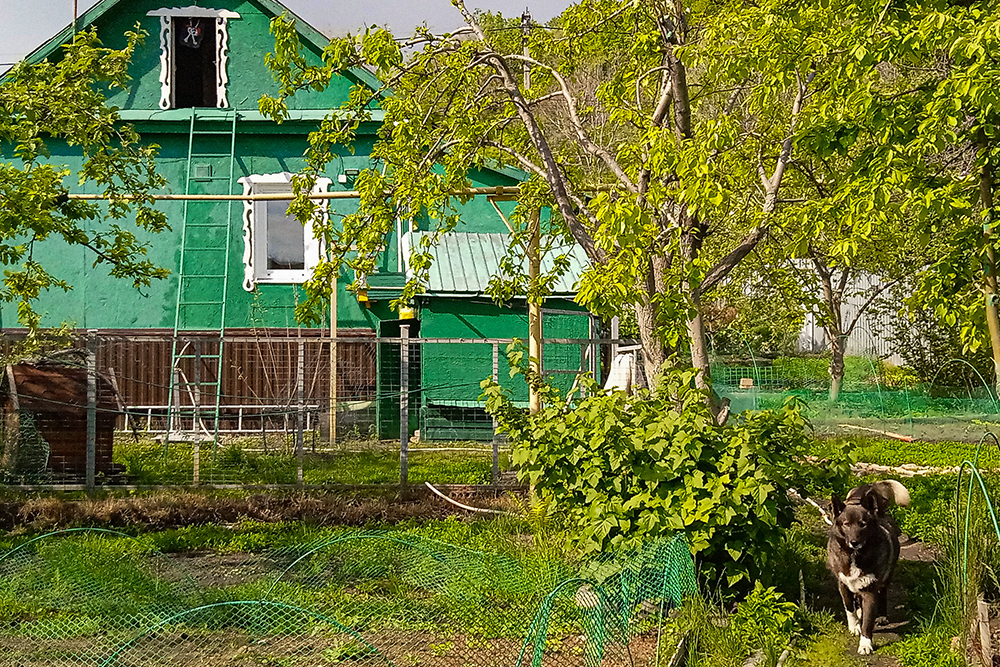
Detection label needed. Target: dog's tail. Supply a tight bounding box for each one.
[874,480,910,507]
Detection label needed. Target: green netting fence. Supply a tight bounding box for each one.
[0,529,697,666]
[712,358,1000,442]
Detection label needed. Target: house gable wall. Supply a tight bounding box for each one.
[1,0,530,334]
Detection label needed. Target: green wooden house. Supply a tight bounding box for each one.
[1,0,594,439]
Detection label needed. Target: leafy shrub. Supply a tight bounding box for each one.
[730,581,799,654]
[481,356,852,592]
[874,282,993,388]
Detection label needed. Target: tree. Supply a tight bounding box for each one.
[0,28,167,333]
[875,1,1000,396]
[261,0,910,418]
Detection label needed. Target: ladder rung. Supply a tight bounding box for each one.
[190,153,231,158]
[179,274,227,279]
[174,354,222,360]
[183,247,228,252]
[186,223,229,228]
[181,301,226,306]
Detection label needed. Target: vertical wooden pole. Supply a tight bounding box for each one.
[589,315,598,383]
[528,211,542,414]
[192,443,200,486]
[86,330,97,490]
[296,337,305,486]
[522,12,542,415]
[329,273,338,446]
[977,135,1000,397]
[492,342,500,486]
[399,325,410,486]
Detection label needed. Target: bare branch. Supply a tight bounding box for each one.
[845,274,904,335]
[507,53,638,193]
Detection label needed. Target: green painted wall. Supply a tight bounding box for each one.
[0,0,529,335]
[1,121,521,332]
[419,298,591,405]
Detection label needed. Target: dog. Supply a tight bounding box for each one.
[827,480,910,655]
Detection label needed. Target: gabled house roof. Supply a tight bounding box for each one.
[13,0,382,91]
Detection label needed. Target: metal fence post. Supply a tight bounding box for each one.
[296,337,305,486]
[589,315,599,384]
[86,330,98,490]
[192,339,201,486]
[492,342,499,486]
[400,325,410,487]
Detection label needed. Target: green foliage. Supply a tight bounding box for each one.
[678,590,799,667]
[880,288,994,387]
[886,628,963,667]
[0,28,167,329]
[730,582,799,654]
[481,348,851,590]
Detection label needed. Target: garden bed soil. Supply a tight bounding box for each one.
[0,629,661,667]
[0,488,515,532]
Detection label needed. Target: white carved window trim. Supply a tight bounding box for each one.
[238,173,332,291]
[147,6,241,110]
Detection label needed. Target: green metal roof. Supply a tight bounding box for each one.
[402,232,589,297]
[8,0,382,92]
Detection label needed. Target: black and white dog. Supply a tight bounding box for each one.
[827,480,910,655]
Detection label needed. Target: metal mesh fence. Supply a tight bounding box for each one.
[0,333,614,488]
[3,331,1000,488]
[0,528,697,667]
[712,356,1000,441]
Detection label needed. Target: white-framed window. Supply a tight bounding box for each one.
[238,173,332,291]
[147,6,241,110]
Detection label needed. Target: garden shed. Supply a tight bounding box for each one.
[369,232,596,440]
[0,363,119,479]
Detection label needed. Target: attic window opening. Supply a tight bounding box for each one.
[173,17,217,108]
[148,7,241,110]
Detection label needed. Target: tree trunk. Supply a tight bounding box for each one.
[829,334,846,403]
[635,298,668,387]
[687,301,714,394]
[978,141,1000,397]
[634,255,671,387]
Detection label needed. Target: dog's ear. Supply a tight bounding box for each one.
[831,494,845,517]
[861,487,888,515]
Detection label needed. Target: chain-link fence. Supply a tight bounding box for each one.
[0,528,697,667]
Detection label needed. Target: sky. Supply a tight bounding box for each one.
[0,0,571,67]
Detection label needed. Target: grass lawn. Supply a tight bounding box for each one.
[0,431,992,667]
[110,437,510,486]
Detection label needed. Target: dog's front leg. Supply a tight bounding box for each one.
[838,582,861,636]
[857,591,879,655]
